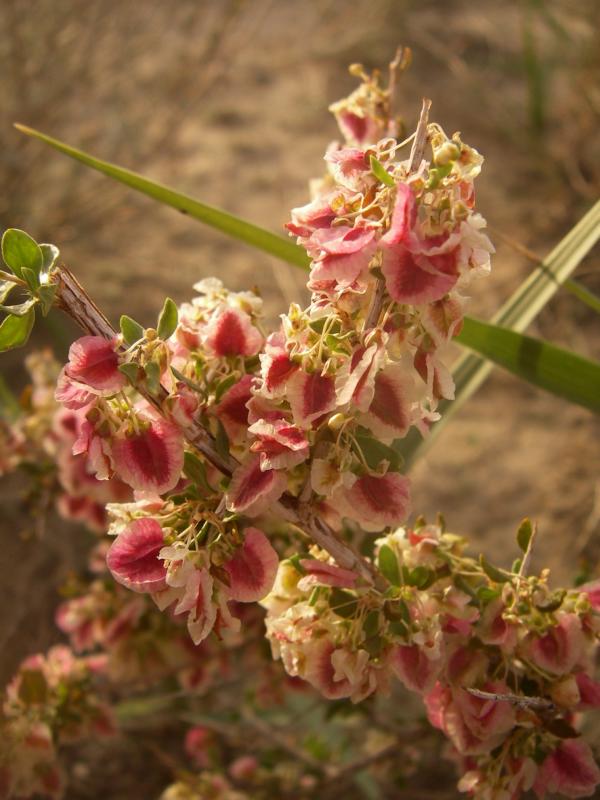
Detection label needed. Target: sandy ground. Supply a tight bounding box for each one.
[1,0,599,795]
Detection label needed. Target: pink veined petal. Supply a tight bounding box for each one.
[249,418,309,471]
[106,518,167,593]
[526,613,585,676]
[55,367,95,410]
[309,225,375,257]
[286,195,336,239]
[287,370,336,428]
[65,336,125,393]
[381,184,415,246]
[391,644,441,695]
[310,247,374,287]
[214,374,254,442]
[335,343,382,411]
[203,307,263,357]
[576,673,600,709]
[305,640,352,699]
[297,559,358,590]
[260,350,298,397]
[223,528,279,602]
[334,110,383,146]
[533,739,600,800]
[381,243,458,305]
[112,417,184,494]
[225,456,287,515]
[186,569,217,645]
[341,472,411,531]
[577,579,600,611]
[325,147,369,185]
[361,364,413,442]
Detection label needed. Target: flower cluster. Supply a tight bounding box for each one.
[263,519,600,798]
[0,646,113,799]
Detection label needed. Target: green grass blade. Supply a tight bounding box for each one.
[15,124,310,270]
[399,198,600,469]
[455,317,600,413]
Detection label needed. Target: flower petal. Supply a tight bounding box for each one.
[106,518,166,593]
[112,417,184,494]
[223,528,279,602]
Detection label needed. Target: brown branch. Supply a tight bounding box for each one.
[408,97,432,173]
[52,265,384,589]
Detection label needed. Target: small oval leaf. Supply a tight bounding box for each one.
[157,297,178,340]
[0,308,35,351]
[1,229,43,279]
[120,315,145,346]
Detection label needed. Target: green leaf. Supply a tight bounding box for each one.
[16,125,310,269]
[0,308,35,351]
[157,297,178,340]
[21,266,39,292]
[454,318,600,413]
[0,298,37,317]
[369,154,395,187]
[480,555,512,584]
[377,544,400,585]
[329,588,358,618]
[144,361,161,395]
[183,451,213,493]
[214,374,237,403]
[215,419,230,461]
[0,281,15,304]
[37,284,58,316]
[355,430,403,472]
[120,315,144,346]
[118,362,141,383]
[1,229,43,279]
[39,243,60,273]
[397,198,600,469]
[517,518,534,553]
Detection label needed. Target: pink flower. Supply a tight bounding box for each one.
[576,673,600,709]
[381,244,459,306]
[523,613,585,676]
[106,518,167,593]
[112,416,184,494]
[334,109,384,146]
[229,755,258,782]
[249,418,309,471]
[223,528,279,602]
[225,456,287,515]
[297,560,358,591]
[578,579,600,611]
[360,364,413,442]
[391,644,442,695]
[304,640,352,699]
[214,374,254,443]
[325,146,370,187]
[452,682,516,744]
[335,343,382,411]
[186,569,218,645]
[533,740,600,799]
[287,369,336,428]
[286,195,336,239]
[309,226,376,286]
[338,472,411,531]
[63,336,125,393]
[203,307,263,358]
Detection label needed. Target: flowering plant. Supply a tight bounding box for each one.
[1,50,600,799]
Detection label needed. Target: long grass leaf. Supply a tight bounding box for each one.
[399,198,600,468]
[14,124,310,269]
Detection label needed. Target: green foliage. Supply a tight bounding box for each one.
[0,309,35,351]
[120,315,144,346]
[455,317,600,413]
[517,518,534,553]
[1,228,43,280]
[16,125,310,269]
[157,297,178,340]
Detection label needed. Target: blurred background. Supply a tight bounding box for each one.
[0,0,599,763]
